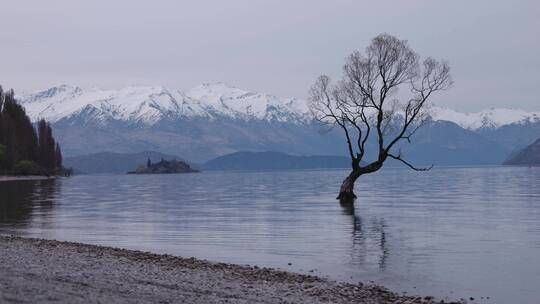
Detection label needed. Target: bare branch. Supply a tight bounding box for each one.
[308,32,452,197]
[309,76,357,160]
[387,153,433,171]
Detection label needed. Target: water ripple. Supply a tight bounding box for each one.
[1,166,539,303]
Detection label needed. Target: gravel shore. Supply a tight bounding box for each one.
[0,236,459,304]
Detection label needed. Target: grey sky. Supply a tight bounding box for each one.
[1,0,539,111]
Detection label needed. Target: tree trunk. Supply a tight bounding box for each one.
[337,169,361,201]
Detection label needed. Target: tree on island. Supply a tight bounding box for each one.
[309,34,452,201]
[0,86,68,176]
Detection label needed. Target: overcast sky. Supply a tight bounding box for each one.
[1,0,539,111]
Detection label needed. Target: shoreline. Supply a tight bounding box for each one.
[0,175,56,182]
[0,235,461,304]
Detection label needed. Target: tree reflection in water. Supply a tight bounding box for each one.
[340,199,388,270]
[0,179,60,227]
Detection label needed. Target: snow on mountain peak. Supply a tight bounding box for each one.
[431,106,540,130]
[17,83,311,125]
[185,82,309,121]
[16,84,539,129]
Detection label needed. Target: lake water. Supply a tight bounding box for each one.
[1,167,539,303]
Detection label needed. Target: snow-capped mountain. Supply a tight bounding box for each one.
[186,83,310,123]
[13,83,540,164]
[431,107,540,130]
[18,83,539,130]
[18,83,311,126]
[19,85,191,125]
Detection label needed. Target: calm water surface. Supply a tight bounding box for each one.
[1,167,539,303]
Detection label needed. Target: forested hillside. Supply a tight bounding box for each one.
[0,86,66,176]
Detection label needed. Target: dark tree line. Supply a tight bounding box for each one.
[0,86,67,176]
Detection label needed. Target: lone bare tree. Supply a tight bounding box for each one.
[309,34,452,201]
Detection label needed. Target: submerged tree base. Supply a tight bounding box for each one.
[337,170,361,202]
[337,192,357,201]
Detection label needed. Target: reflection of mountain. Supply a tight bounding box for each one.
[340,201,388,270]
[0,179,60,226]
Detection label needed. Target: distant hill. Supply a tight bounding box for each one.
[476,120,540,154]
[202,151,352,171]
[393,120,510,166]
[64,151,187,174]
[503,138,540,166]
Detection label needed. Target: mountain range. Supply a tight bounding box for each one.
[17,83,540,164]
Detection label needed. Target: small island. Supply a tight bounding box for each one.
[128,158,198,174]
